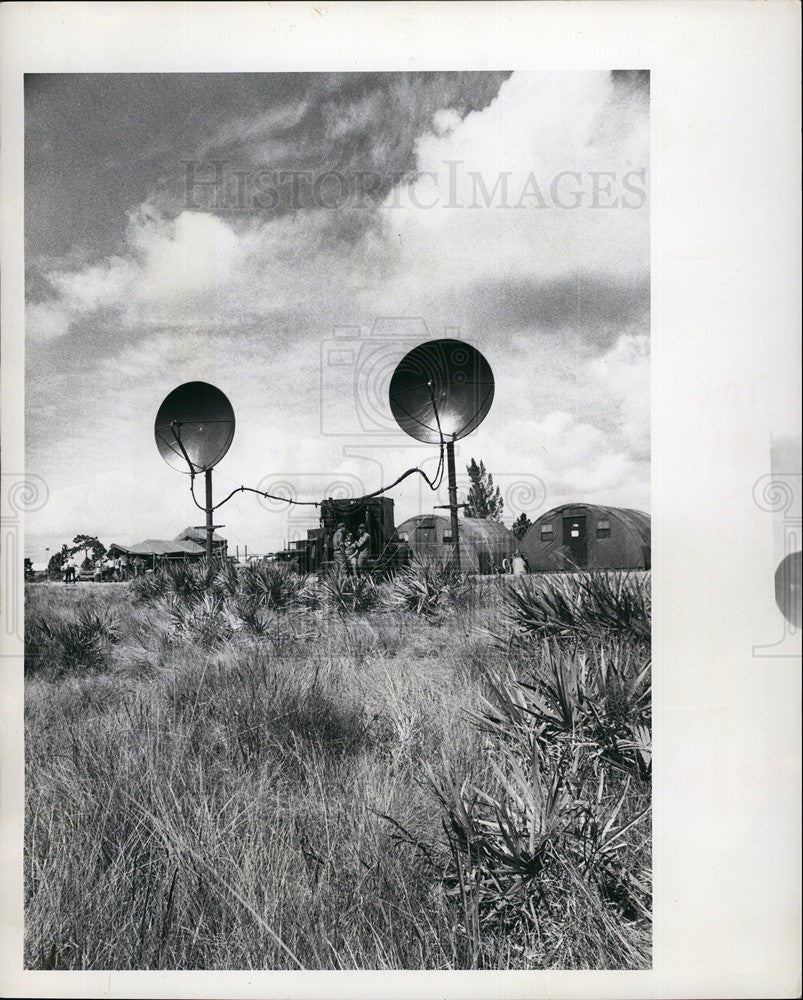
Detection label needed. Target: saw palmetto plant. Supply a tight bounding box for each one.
[384,554,472,620]
[238,561,312,611]
[505,571,650,643]
[26,605,122,676]
[321,570,379,615]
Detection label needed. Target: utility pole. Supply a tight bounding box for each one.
[446,436,461,573]
[205,469,213,561]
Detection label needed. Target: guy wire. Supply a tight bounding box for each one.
[173,385,449,514]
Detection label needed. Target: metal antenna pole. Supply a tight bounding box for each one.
[446,437,461,573]
[205,468,213,561]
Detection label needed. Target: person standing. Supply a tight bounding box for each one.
[332,521,347,573]
[343,531,356,576]
[354,523,371,577]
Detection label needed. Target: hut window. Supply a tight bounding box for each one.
[443,532,453,544]
[399,532,408,542]
[596,519,611,539]
[540,524,554,541]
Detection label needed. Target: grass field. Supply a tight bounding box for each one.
[24,562,651,970]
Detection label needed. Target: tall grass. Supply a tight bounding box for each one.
[24,568,651,970]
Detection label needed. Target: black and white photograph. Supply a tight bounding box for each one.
[21,68,651,971]
[1,3,800,998]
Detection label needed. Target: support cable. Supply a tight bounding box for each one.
[171,382,448,515]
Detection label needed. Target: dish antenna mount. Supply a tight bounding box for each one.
[154,381,236,560]
[389,339,495,572]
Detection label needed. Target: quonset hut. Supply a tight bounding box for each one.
[396,515,516,574]
[519,504,650,572]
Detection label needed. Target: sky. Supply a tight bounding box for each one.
[25,70,650,561]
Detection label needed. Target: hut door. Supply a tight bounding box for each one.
[562,516,588,568]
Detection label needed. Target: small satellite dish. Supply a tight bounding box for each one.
[388,339,494,443]
[775,550,802,627]
[154,381,235,474]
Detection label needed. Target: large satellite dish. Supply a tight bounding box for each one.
[154,381,235,474]
[388,339,494,443]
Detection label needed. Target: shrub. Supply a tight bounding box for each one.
[130,559,223,604]
[161,592,240,647]
[231,596,277,636]
[505,571,650,643]
[384,555,469,621]
[238,562,311,611]
[214,559,242,598]
[26,605,122,676]
[424,742,651,965]
[130,570,171,603]
[164,560,219,602]
[393,573,652,967]
[477,639,651,780]
[321,570,378,615]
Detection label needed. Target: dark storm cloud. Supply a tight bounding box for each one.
[24,72,511,261]
[448,272,650,348]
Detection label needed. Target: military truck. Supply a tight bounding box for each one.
[285,497,409,574]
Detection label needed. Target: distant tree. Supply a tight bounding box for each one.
[48,544,70,578]
[464,459,503,520]
[71,534,106,569]
[511,512,532,540]
[24,557,34,580]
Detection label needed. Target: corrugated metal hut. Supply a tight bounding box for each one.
[396,515,516,574]
[519,504,650,572]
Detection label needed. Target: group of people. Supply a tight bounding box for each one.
[61,553,146,583]
[331,521,371,576]
[61,557,80,583]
